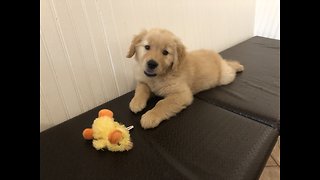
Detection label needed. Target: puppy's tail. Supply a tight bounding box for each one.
[226,60,244,72]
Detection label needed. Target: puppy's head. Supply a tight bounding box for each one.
[127,28,186,77]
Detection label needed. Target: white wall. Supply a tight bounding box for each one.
[254,0,280,39]
[40,0,256,132]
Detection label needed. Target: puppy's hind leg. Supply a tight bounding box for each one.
[226,60,244,72]
[219,60,243,86]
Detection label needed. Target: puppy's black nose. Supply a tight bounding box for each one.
[147,60,158,69]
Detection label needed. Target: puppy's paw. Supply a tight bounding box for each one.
[129,97,146,113]
[140,111,161,129]
[237,64,244,72]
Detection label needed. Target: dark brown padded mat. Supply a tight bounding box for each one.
[41,92,278,180]
[195,36,280,130]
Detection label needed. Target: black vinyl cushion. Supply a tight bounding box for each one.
[195,36,280,130]
[41,36,280,180]
[41,92,278,180]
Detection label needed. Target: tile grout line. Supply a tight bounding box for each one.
[270,155,280,167]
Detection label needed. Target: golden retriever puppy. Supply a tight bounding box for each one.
[127,28,244,129]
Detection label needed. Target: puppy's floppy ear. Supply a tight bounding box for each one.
[172,38,186,70]
[126,30,147,58]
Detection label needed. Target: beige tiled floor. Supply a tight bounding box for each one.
[259,137,280,180]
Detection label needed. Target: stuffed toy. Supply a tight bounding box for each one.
[82,109,133,152]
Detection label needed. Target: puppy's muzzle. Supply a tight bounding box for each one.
[147,60,158,69]
[144,59,158,77]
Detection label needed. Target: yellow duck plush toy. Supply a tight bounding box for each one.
[82,109,133,152]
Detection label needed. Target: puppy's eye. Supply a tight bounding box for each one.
[162,50,169,56]
[145,45,150,50]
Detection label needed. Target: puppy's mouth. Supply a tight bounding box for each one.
[144,69,157,77]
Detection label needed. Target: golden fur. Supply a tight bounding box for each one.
[127,28,244,129]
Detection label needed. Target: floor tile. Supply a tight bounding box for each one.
[271,137,280,166]
[266,156,277,167]
[259,167,280,180]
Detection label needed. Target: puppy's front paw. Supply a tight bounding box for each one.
[140,111,161,129]
[129,97,146,113]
